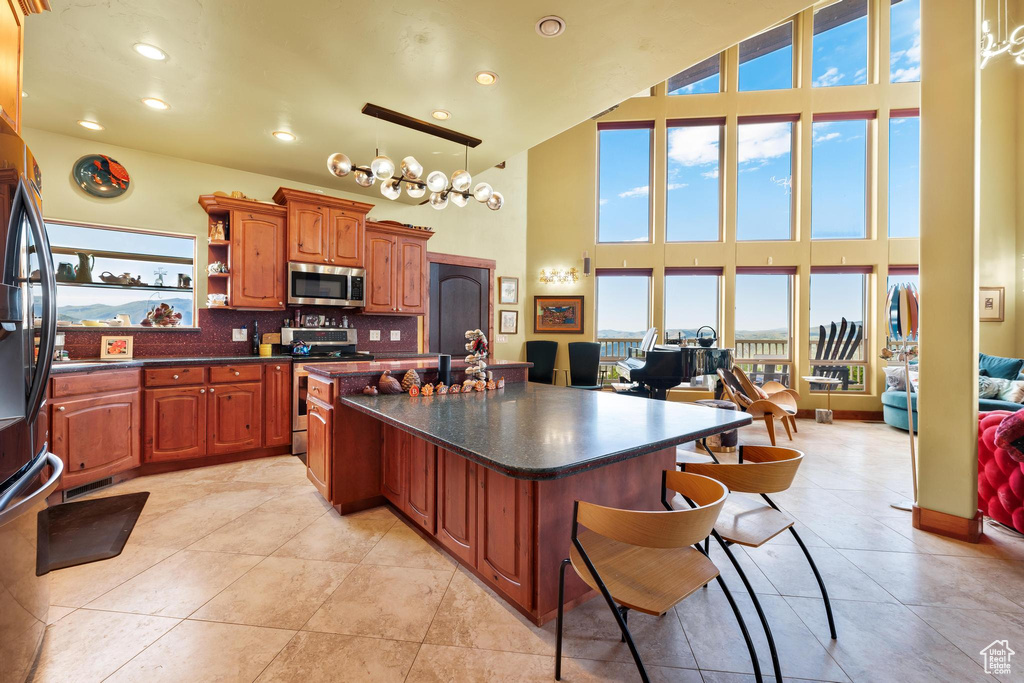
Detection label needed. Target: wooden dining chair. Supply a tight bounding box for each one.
[684,445,837,648]
[717,368,794,446]
[555,471,764,683]
[733,366,800,436]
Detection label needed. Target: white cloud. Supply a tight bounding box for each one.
[813,67,844,87]
[618,185,649,198]
[599,198,609,206]
[771,175,792,196]
[813,131,841,145]
[702,168,719,179]
[738,122,792,165]
[666,182,688,191]
[891,65,921,83]
[667,126,720,166]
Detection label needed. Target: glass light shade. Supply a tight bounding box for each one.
[450,192,469,207]
[401,156,423,180]
[451,169,472,192]
[472,182,493,202]
[354,169,375,187]
[486,191,504,211]
[405,182,426,198]
[426,170,448,193]
[370,155,395,180]
[327,153,352,177]
[429,192,449,210]
[381,178,402,200]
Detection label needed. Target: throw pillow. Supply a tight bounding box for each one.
[980,376,1003,399]
[885,366,911,392]
[753,385,770,400]
[979,353,1024,380]
[998,380,1024,405]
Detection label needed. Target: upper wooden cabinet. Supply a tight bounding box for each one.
[363,221,432,315]
[0,1,47,134]
[273,188,372,267]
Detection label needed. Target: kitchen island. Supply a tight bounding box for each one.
[304,375,750,624]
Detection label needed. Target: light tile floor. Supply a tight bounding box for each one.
[29,419,1024,682]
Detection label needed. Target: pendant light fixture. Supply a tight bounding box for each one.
[981,0,1024,68]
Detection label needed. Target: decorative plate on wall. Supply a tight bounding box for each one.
[72,154,131,198]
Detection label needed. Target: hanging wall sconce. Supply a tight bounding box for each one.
[582,250,591,277]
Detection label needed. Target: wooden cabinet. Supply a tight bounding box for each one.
[0,0,26,133]
[263,362,291,448]
[363,223,430,315]
[207,382,261,455]
[273,188,372,267]
[52,390,141,490]
[306,399,332,500]
[477,467,534,607]
[406,436,436,533]
[230,210,286,309]
[381,426,406,508]
[436,448,476,565]
[144,386,207,462]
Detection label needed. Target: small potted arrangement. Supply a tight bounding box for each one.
[141,302,183,327]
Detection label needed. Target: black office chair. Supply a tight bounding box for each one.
[526,340,558,384]
[567,342,602,390]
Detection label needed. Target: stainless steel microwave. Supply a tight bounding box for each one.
[287,262,366,307]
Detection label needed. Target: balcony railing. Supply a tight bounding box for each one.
[599,337,646,361]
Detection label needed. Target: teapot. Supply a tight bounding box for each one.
[56,262,75,282]
[695,325,718,348]
[74,252,95,283]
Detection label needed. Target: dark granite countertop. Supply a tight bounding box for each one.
[49,354,295,373]
[308,358,531,379]
[339,383,751,480]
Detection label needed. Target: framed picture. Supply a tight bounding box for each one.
[499,276,519,304]
[100,335,134,359]
[980,286,1005,322]
[534,295,584,334]
[499,309,518,335]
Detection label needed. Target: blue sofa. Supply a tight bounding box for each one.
[882,353,1024,431]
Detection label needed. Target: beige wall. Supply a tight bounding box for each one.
[22,128,527,361]
[526,0,919,412]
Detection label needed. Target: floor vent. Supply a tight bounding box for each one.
[63,477,114,501]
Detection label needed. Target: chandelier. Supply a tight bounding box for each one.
[325,150,503,211]
[981,0,1024,68]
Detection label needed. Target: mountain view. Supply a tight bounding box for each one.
[39,297,194,326]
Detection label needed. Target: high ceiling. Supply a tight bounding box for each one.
[23,0,812,203]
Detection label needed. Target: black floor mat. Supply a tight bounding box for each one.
[36,491,149,576]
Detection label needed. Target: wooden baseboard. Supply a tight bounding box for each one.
[913,506,984,543]
[795,409,884,421]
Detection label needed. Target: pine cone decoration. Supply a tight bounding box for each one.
[401,369,422,392]
[378,370,403,394]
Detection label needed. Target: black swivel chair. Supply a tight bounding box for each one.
[567,342,602,390]
[526,340,558,384]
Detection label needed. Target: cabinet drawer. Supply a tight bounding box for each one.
[144,366,206,387]
[52,369,140,397]
[209,364,263,384]
[308,376,334,403]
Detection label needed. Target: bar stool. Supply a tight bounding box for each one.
[555,471,764,683]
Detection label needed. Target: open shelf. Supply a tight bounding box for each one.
[54,280,194,293]
[207,272,230,278]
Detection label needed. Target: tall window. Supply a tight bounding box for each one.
[735,269,794,386]
[888,111,920,237]
[809,268,869,392]
[664,269,721,343]
[598,123,653,243]
[811,114,871,239]
[668,54,720,95]
[45,221,196,327]
[737,116,796,240]
[739,21,794,91]
[666,118,722,241]
[890,0,921,83]
[812,0,868,87]
[596,270,652,359]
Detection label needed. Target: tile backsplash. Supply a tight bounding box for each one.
[58,307,418,359]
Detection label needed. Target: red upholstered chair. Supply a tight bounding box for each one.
[978,411,1024,534]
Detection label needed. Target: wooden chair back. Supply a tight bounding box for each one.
[686,445,803,494]
[717,368,751,407]
[576,472,727,549]
[732,366,762,399]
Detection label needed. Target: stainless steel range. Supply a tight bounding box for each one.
[285,327,371,455]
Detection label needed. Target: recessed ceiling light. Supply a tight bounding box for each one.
[133,42,167,61]
[142,97,169,110]
[21,91,27,97]
[474,71,498,86]
[77,120,104,131]
[272,130,296,142]
[535,15,566,38]
[431,109,451,121]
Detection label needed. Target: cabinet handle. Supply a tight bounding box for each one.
[330,258,335,263]
[57,406,65,412]
[234,371,240,376]
[173,374,179,380]
[209,388,215,393]
[279,301,284,306]
[398,307,402,311]
[200,388,206,394]
[323,258,328,262]
[275,365,281,370]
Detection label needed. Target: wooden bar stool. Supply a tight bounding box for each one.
[684,445,837,659]
[555,471,764,683]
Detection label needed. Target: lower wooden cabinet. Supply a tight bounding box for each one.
[381,426,406,508]
[52,389,141,490]
[306,399,332,500]
[436,448,477,566]
[406,436,436,533]
[263,362,291,447]
[144,386,207,462]
[477,467,534,606]
[207,382,262,455]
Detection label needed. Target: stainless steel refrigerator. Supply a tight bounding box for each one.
[0,116,61,682]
